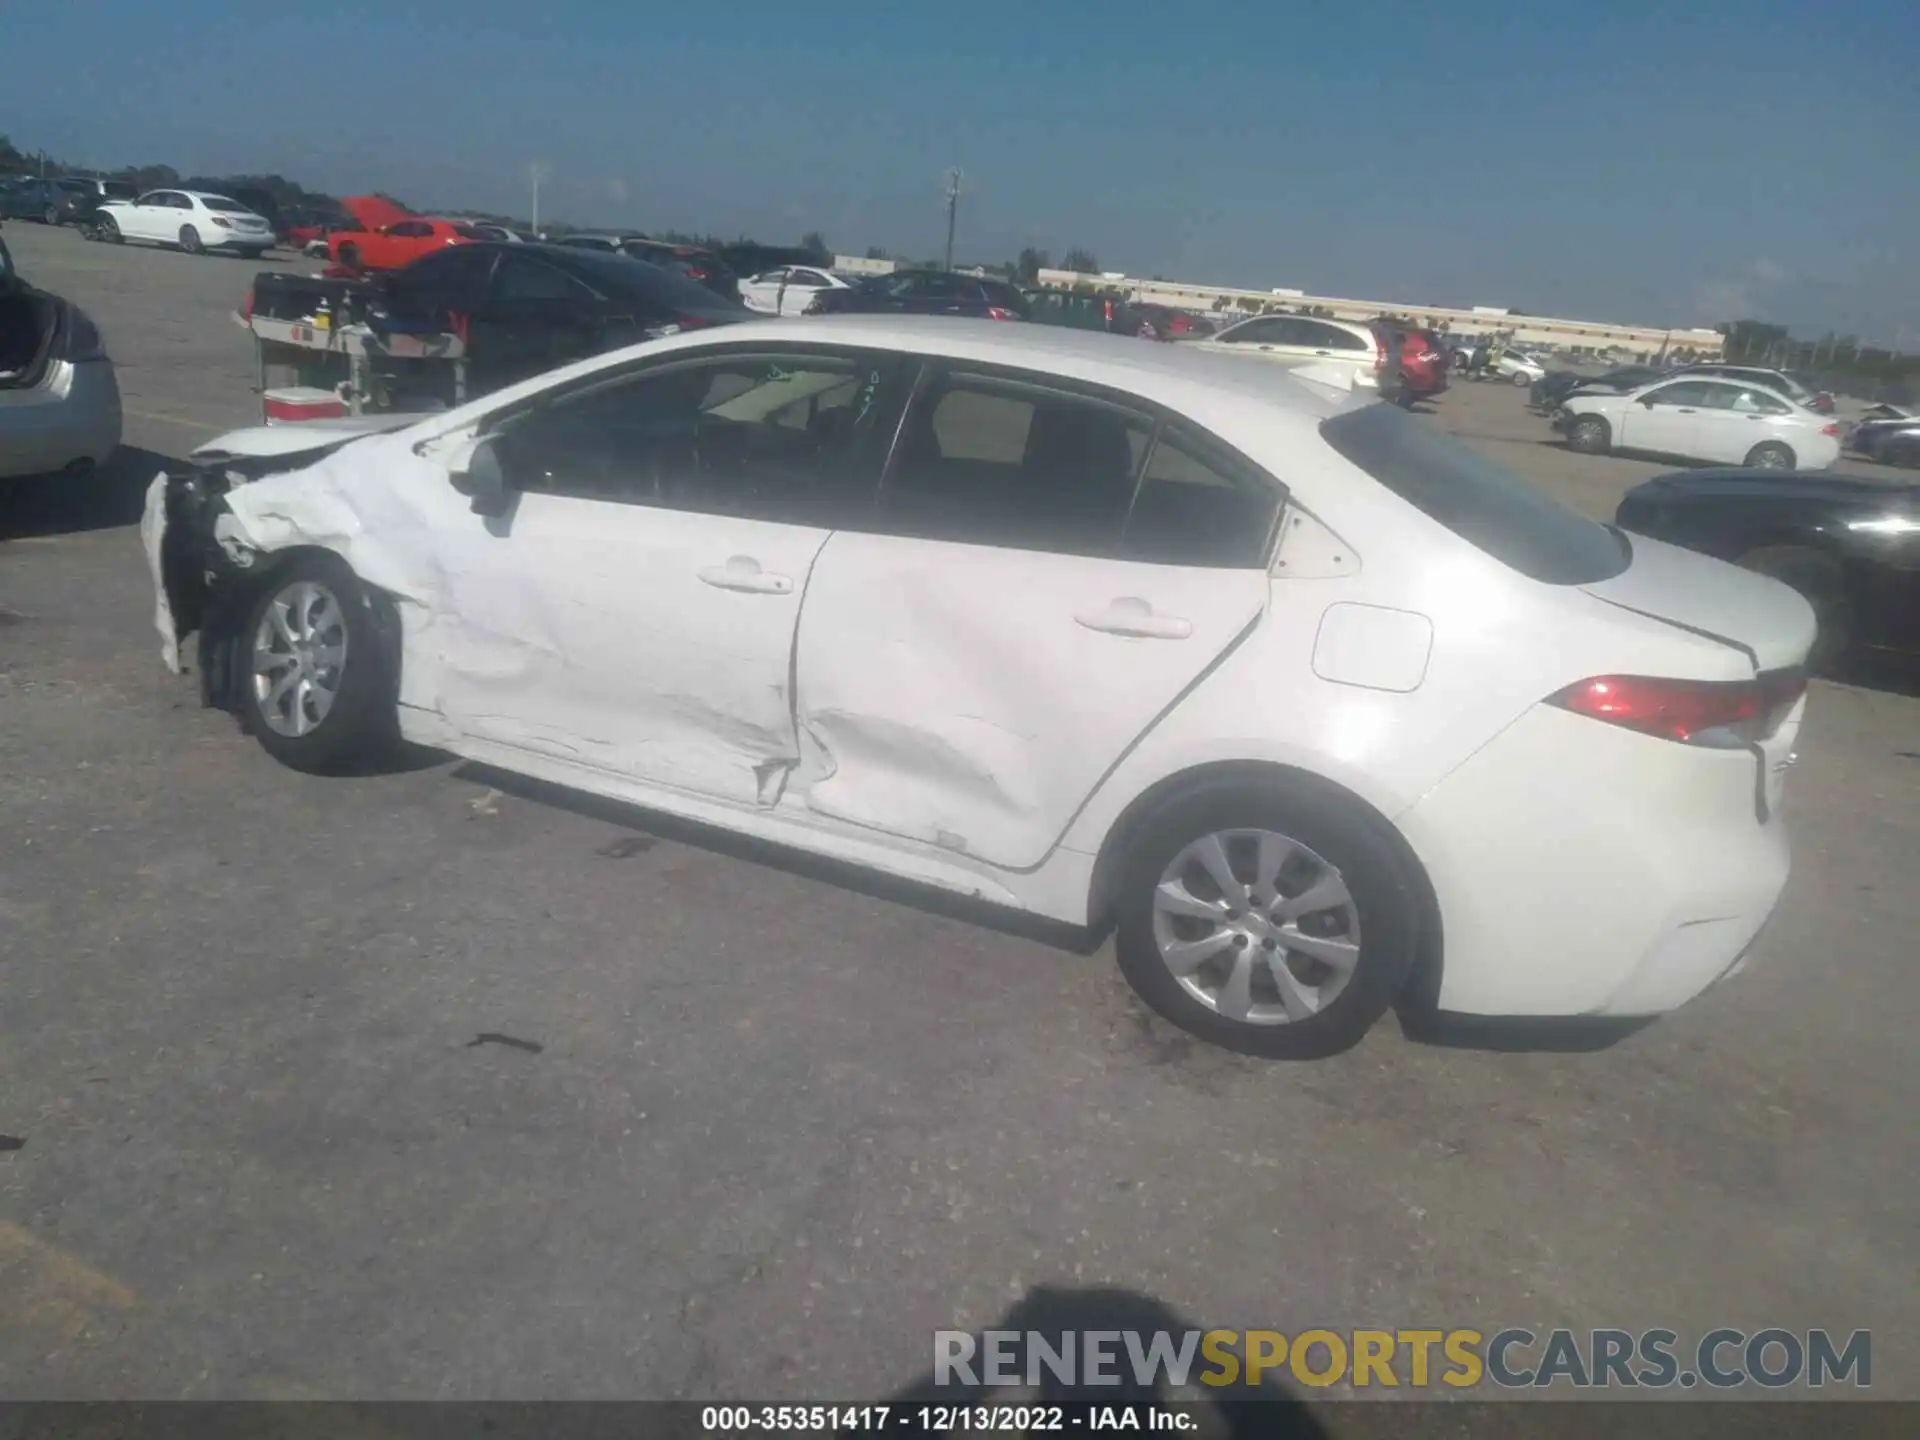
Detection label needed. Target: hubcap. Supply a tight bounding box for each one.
[1150,829,1362,1025]
[251,580,348,738]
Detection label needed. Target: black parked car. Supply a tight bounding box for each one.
[1847,415,1920,468]
[1615,468,1920,673]
[806,269,1032,320]
[374,242,748,393]
[0,176,139,225]
[1530,364,1666,411]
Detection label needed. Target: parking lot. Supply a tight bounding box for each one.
[2,220,1916,1405]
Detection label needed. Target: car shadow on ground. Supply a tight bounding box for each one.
[453,761,1663,1060]
[451,761,1109,957]
[0,443,172,541]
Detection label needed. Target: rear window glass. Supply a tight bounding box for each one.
[1320,403,1629,584]
[202,196,250,213]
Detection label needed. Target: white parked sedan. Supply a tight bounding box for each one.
[1556,374,1841,470]
[1494,350,1549,386]
[94,189,275,257]
[143,319,1812,1058]
[738,265,850,316]
[1183,313,1385,390]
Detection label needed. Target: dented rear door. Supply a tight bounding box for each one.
[791,371,1278,871]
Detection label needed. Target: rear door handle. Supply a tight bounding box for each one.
[1314,349,1332,355]
[697,556,794,595]
[1075,597,1192,640]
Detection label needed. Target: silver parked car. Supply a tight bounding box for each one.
[0,230,123,480]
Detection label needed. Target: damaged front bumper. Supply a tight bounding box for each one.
[139,447,402,715]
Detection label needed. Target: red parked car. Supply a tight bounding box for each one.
[1375,324,1450,405]
[329,217,485,272]
[1132,302,1217,339]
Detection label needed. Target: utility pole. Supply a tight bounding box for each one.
[942,168,962,271]
[530,162,550,236]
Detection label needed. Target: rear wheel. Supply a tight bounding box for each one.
[1745,441,1795,470]
[97,214,121,243]
[43,204,61,226]
[1113,778,1418,1059]
[1512,370,1531,386]
[1736,545,1850,674]
[239,555,398,774]
[1568,415,1611,454]
[1393,374,1418,408]
[337,242,361,269]
[179,225,204,255]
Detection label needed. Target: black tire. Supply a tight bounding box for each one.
[337,241,361,269]
[1393,374,1418,409]
[97,214,122,243]
[1112,776,1420,1059]
[1568,414,1611,454]
[1511,370,1531,387]
[1736,545,1851,675]
[1744,441,1795,470]
[237,554,398,775]
[43,205,61,226]
[179,225,204,255]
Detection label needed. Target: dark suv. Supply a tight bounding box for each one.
[7,177,140,225]
[807,269,1031,320]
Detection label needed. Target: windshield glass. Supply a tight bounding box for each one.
[1321,402,1630,583]
[547,248,745,313]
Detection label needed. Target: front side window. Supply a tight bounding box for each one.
[880,371,1151,557]
[492,350,900,526]
[387,221,432,238]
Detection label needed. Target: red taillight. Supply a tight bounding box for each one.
[1547,673,1804,748]
[685,267,709,280]
[985,306,1019,321]
[1821,422,1839,437]
[1373,342,1388,371]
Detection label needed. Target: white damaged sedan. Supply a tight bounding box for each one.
[144,318,1814,1058]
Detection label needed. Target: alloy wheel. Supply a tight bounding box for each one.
[1149,829,1362,1025]
[251,580,349,738]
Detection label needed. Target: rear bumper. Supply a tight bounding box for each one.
[0,360,122,479]
[1397,703,1792,1018]
[208,229,274,250]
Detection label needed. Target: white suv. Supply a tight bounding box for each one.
[143,319,1811,1058]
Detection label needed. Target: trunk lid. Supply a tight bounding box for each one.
[1580,533,1815,672]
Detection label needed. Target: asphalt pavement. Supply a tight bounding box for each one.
[2,221,1916,1409]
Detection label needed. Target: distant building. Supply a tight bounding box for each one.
[1030,268,1722,360]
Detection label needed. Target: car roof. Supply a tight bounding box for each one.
[687,314,1359,425]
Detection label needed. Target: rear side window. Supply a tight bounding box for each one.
[1320,403,1629,584]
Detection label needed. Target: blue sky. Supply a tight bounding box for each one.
[5,0,1916,343]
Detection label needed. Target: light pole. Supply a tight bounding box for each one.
[529,162,550,236]
[942,168,962,272]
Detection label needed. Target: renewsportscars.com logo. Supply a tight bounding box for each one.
[933,1327,1872,1390]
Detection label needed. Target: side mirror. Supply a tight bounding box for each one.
[1639,395,1659,407]
[449,434,515,518]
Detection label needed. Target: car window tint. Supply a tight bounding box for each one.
[1306,322,1370,352]
[1220,317,1286,344]
[880,371,1151,557]
[1123,428,1281,568]
[401,247,498,293]
[495,350,897,526]
[1644,381,1718,407]
[1321,402,1629,585]
[494,255,597,301]
[388,221,431,237]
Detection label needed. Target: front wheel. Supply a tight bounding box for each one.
[1568,415,1612,454]
[239,555,398,774]
[1113,779,1418,1059]
[179,225,204,255]
[1511,370,1531,386]
[43,204,62,226]
[97,214,122,243]
[1745,441,1795,470]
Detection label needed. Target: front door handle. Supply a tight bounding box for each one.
[1075,596,1192,640]
[698,556,794,595]
[1675,408,1697,413]
[1314,349,1332,355]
